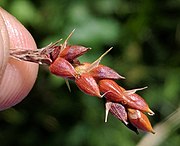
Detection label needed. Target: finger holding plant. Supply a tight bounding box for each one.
[10,30,155,134]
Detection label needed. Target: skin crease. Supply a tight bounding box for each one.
[0,7,39,110]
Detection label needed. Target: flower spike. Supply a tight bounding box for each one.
[10,31,155,134]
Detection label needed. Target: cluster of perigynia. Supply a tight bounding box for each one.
[48,31,155,134]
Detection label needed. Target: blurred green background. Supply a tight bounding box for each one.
[0,0,180,146]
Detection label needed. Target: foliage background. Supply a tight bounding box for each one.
[0,0,180,146]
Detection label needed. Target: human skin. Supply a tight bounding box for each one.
[0,7,39,110]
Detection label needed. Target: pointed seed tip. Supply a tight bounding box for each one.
[120,76,126,79]
[124,121,129,125]
[151,130,156,134]
[141,86,148,90]
[55,38,63,44]
[144,86,148,89]
[148,109,155,116]
[98,93,103,98]
[108,47,113,52]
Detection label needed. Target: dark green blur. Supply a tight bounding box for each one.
[0,0,180,146]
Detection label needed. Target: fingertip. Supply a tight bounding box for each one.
[0,59,38,110]
[0,7,39,110]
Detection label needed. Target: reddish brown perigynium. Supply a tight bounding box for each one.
[49,57,76,79]
[99,79,154,115]
[106,102,128,124]
[127,108,155,134]
[75,73,101,97]
[90,65,125,80]
[11,32,155,134]
[60,45,90,62]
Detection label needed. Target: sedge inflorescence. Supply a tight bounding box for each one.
[47,32,155,134]
[10,31,155,134]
